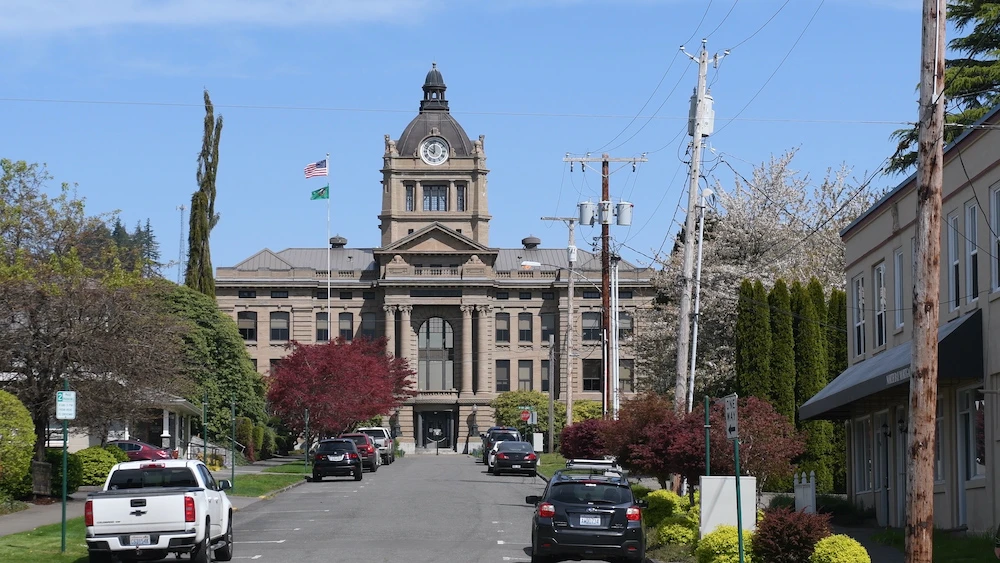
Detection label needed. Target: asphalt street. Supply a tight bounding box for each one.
[229,454,631,563]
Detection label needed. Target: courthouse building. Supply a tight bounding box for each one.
[215,64,654,453]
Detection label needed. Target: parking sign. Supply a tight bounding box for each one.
[56,391,77,420]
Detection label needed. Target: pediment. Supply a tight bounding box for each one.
[377,223,494,255]
[234,249,294,271]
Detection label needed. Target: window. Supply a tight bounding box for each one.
[270,311,290,341]
[238,290,256,299]
[408,229,414,235]
[250,358,257,371]
[582,312,602,341]
[966,201,980,302]
[363,291,376,300]
[316,289,328,300]
[582,359,602,391]
[852,275,865,357]
[873,262,886,348]
[418,317,455,391]
[541,312,555,343]
[518,360,532,391]
[853,417,873,492]
[959,388,986,480]
[518,312,533,342]
[618,311,633,339]
[423,185,447,211]
[316,312,329,342]
[519,292,531,300]
[339,312,353,341]
[410,289,462,298]
[237,311,257,341]
[992,186,1000,291]
[948,212,961,310]
[893,248,904,329]
[495,313,510,342]
[456,183,466,212]
[496,292,509,300]
[340,291,353,300]
[542,291,555,300]
[269,358,282,373]
[620,359,635,393]
[405,184,415,211]
[361,312,376,339]
[619,290,633,299]
[541,360,550,392]
[496,360,510,392]
[583,290,601,299]
[271,290,288,299]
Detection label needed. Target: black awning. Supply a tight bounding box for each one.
[799,308,982,421]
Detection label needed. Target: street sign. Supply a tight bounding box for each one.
[56,391,77,420]
[520,410,531,422]
[723,393,738,440]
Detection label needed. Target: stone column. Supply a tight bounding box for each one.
[460,305,475,396]
[160,409,171,449]
[475,305,492,394]
[398,305,413,363]
[383,305,397,357]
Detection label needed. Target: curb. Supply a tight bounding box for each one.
[231,476,308,510]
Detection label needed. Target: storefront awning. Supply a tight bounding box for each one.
[799,308,982,421]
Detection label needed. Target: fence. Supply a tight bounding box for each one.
[794,470,817,514]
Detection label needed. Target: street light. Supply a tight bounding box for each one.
[392,408,402,439]
[470,404,479,437]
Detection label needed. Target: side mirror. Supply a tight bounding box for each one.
[635,499,648,508]
[525,495,540,505]
[218,480,233,491]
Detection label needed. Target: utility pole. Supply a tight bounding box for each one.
[907,1,945,561]
[564,153,645,419]
[548,334,556,453]
[542,216,579,425]
[675,39,722,414]
[176,204,186,284]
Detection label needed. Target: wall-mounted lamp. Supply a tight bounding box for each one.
[391,408,402,439]
[897,418,907,435]
[470,404,479,436]
[881,423,891,438]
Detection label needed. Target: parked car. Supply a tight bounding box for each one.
[312,438,363,481]
[339,433,380,472]
[485,430,523,470]
[356,426,395,464]
[491,440,538,476]
[480,426,521,464]
[525,462,647,563]
[108,439,172,461]
[85,459,233,563]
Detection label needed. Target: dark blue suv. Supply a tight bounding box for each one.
[525,464,646,563]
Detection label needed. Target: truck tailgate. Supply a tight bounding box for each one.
[91,490,194,534]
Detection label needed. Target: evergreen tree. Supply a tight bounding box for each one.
[806,278,829,378]
[133,219,162,279]
[768,279,796,422]
[185,89,222,297]
[734,279,771,400]
[826,288,849,492]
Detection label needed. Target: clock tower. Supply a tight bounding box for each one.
[378,63,491,247]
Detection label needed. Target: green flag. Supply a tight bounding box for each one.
[311,184,330,200]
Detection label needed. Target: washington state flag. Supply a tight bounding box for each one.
[310,184,330,200]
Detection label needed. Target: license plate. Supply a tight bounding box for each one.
[329,455,344,461]
[129,535,151,546]
[512,464,521,469]
[579,516,601,526]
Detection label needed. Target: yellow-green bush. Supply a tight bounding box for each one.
[104,444,130,463]
[657,514,699,545]
[76,446,119,486]
[645,489,689,527]
[688,490,701,523]
[631,483,652,500]
[809,534,870,563]
[695,524,753,563]
[0,390,35,498]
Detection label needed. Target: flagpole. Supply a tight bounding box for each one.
[326,152,331,340]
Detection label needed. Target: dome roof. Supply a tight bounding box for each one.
[396,63,474,158]
[424,63,445,88]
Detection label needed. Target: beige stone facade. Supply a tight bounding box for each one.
[215,65,654,454]
[800,106,1000,532]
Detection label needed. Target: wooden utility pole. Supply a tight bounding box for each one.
[907,1,945,561]
[542,216,579,424]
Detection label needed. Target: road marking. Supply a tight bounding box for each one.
[232,556,262,560]
[241,540,287,544]
[497,540,505,544]
[267,509,330,513]
[502,558,529,562]
[240,528,300,532]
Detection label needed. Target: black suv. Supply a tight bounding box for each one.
[525,464,646,563]
[312,439,363,481]
[480,426,521,464]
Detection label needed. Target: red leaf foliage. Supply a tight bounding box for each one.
[752,507,831,563]
[601,393,677,484]
[559,418,611,459]
[266,337,416,438]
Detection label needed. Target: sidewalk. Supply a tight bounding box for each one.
[0,455,303,538]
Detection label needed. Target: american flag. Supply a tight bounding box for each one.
[304,159,328,178]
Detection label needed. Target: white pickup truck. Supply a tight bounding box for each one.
[85,459,234,563]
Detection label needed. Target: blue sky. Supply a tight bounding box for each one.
[0,0,925,278]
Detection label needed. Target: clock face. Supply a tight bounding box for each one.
[420,137,449,165]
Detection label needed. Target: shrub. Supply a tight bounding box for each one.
[817,495,873,526]
[558,418,609,459]
[45,449,83,496]
[0,390,36,497]
[631,483,651,500]
[572,400,603,422]
[695,525,753,563]
[104,445,130,464]
[644,489,689,528]
[236,417,255,462]
[253,425,264,455]
[76,447,119,486]
[752,507,832,563]
[809,534,871,563]
[769,493,795,510]
[260,427,277,460]
[657,514,699,545]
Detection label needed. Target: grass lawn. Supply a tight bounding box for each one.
[261,462,313,475]
[871,528,996,562]
[0,517,88,563]
[536,452,567,479]
[230,473,304,497]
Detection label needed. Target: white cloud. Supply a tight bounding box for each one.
[0,0,430,36]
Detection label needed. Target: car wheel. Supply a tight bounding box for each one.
[530,470,537,478]
[215,515,234,561]
[191,521,212,563]
[312,472,321,482]
[354,468,363,481]
[370,458,378,472]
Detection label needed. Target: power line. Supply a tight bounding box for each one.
[727,0,792,51]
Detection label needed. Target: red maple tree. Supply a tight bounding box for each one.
[267,337,416,441]
[602,392,677,487]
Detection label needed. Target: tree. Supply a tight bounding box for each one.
[735,279,772,400]
[134,219,162,278]
[888,0,1000,174]
[490,390,567,441]
[559,418,610,459]
[826,288,849,493]
[768,279,796,422]
[0,390,35,496]
[806,278,828,367]
[185,90,222,297]
[572,400,603,423]
[267,337,416,444]
[602,392,675,487]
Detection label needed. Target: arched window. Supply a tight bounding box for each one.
[417,317,454,391]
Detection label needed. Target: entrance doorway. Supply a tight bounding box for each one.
[421,410,454,449]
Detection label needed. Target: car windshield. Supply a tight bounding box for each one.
[108,468,198,490]
[359,430,384,438]
[317,442,353,453]
[492,433,518,442]
[498,441,533,452]
[548,482,631,505]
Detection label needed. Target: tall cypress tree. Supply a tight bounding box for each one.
[185,89,223,297]
[735,279,771,400]
[807,277,828,375]
[768,279,796,423]
[791,281,834,492]
[826,288,849,492]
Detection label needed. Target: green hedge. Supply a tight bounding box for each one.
[76,447,118,486]
[809,534,870,563]
[695,525,754,563]
[104,444,130,464]
[44,449,83,496]
[0,390,35,498]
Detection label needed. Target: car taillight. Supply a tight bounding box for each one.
[497,453,508,459]
[526,453,537,461]
[538,503,555,518]
[626,506,642,522]
[348,452,358,460]
[84,500,94,526]
[184,496,196,523]
[315,454,325,461]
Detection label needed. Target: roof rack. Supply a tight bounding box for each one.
[556,459,627,480]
